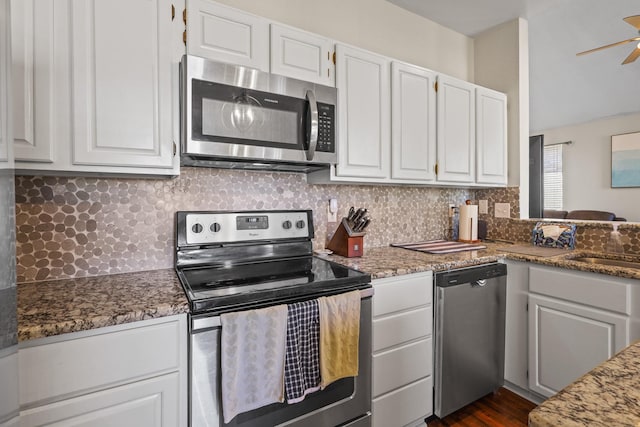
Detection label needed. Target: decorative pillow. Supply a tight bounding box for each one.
[532,222,577,249]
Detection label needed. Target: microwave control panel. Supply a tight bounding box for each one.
[316,103,335,153]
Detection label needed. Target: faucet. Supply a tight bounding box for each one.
[605,223,624,254]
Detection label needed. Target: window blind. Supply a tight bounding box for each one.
[543,144,563,210]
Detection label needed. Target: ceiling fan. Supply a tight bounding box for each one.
[576,15,640,64]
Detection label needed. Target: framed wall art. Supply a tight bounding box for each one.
[611,131,640,188]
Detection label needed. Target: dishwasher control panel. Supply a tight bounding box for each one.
[435,263,507,287]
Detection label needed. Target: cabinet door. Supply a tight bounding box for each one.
[187,0,269,71]
[20,373,180,427]
[335,44,390,179]
[476,86,507,185]
[528,294,628,398]
[391,62,436,182]
[270,24,334,86]
[0,350,18,425]
[436,75,475,183]
[70,0,176,169]
[10,0,55,163]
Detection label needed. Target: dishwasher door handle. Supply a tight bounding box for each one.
[472,279,487,287]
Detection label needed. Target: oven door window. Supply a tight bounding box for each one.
[192,79,306,150]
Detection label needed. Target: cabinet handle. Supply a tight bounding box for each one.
[183,8,187,25]
[183,30,187,46]
[434,163,439,175]
[171,5,175,21]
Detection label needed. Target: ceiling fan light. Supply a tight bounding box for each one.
[637,41,640,49]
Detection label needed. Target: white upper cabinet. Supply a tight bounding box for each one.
[11,0,55,163]
[11,0,182,176]
[476,86,507,185]
[335,44,390,179]
[71,0,176,170]
[391,61,436,182]
[436,74,476,183]
[187,0,269,71]
[270,24,334,86]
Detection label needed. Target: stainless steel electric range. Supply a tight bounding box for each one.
[175,210,372,427]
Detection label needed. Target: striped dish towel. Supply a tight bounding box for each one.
[284,299,321,404]
[391,239,486,254]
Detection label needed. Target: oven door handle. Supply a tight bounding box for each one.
[305,89,319,161]
[191,287,373,332]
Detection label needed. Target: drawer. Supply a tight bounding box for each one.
[373,306,432,352]
[19,315,186,407]
[373,338,432,397]
[373,272,432,316]
[372,376,433,427]
[19,373,179,427]
[529,266,630,314]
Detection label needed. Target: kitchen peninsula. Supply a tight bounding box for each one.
[529,341,640,427]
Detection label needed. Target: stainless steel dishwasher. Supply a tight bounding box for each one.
[433,262,507,418]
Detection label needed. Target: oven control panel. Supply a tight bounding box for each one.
[181,211,312,245]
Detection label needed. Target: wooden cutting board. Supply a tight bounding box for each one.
[497,245,573,257]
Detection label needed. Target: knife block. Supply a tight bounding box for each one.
[327,218,365,258]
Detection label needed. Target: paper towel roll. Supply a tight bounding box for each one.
[459,204,478,242]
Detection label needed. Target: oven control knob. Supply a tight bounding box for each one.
[282,220,292,230]
[210,223,221,233]
[295,220,305,229]
[191,223,203,234]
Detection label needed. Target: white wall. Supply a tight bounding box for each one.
[474,18,530,216]
[539,112,640,222]
[212,0,475,81]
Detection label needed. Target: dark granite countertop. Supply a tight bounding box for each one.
[528,341,640,427]
[324,243,640,281]
[17,268,189,342]
[17,242,640,342]
[323,244,505,279]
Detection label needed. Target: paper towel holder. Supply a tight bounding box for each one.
[458,200,481,244]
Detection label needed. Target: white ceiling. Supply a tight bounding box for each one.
[388,0,640,132]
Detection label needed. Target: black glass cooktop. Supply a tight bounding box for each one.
[177,256,371,314]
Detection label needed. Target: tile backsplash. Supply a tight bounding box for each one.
[15,168,497,283]
[18,169,639,284]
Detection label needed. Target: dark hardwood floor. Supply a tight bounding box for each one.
[425,388,537,427]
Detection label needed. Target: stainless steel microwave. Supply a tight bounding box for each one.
[180,55,337,172]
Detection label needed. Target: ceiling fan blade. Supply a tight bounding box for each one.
[623,15,640,30]
[576,37,640,56]
[622,47,640,64]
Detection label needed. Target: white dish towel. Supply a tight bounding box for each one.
[220,305,288,423]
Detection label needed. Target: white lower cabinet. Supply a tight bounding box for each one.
[0,349,19,426]
[528,265,634,398]
[503,260,529,391]
[18,315,187,427]
[19,374,179,427]
[372,272,433,427]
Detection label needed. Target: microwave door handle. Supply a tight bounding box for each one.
[305,90,319,161]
